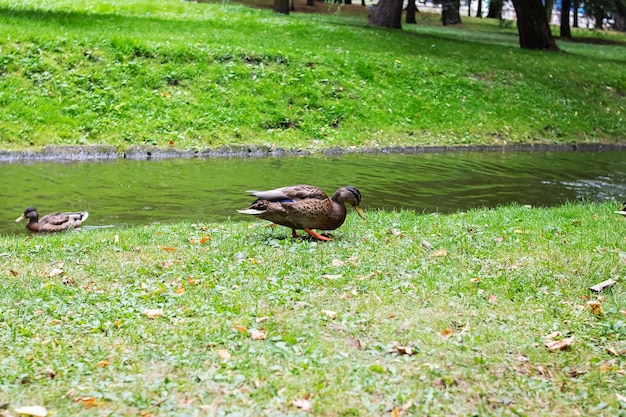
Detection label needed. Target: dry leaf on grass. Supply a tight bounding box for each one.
[255,316,269,323]
[14,406,47,416]
[587,300,603,316]
[74,397,101,408]
[250,329,266,340]
[94,360,109,368]
[488,294,498,305]
[545,336,575,351]
[322,274,342,280]
[390,344,418,356]
[606,346,626,356]
[421,239,434,249]
[321,309,337,319]
[441,327,453,336]
[589,278,616,292]
[293,398,312,411]
[617,393,626,403]
[143,308,164,319]
[157,245,178,252]
[233,324,248,334]
[217,349,231,360]
[332,259,345,267]
[48,268,64,277]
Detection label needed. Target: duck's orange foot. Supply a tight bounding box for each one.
[304,228,332,242]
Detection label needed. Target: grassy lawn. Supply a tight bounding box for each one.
[0,0,625,152]
[1,203,625,416]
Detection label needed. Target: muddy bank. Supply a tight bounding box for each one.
[1,143,625,163]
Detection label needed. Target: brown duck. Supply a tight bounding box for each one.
[15,207,89,232]
[237,185,365,241]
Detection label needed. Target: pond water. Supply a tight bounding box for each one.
[2,150,625,235]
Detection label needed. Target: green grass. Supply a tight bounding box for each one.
[0,0,625,152]
[1,203,625,416]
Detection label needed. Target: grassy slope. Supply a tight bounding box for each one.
[0,0,625,151]
[1,203,625,416]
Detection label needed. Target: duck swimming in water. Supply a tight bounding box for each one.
[15,207,89,232]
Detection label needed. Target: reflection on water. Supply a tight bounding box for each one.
[2,150,625,235]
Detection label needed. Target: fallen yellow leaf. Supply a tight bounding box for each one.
[95,360,109,368]
[234,324,248,334]
[173,287,185,295]
[74,397,101,408]
[587,300,603,316]
[157,245,178,252]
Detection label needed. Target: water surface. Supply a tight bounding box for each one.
[2,150,625,235]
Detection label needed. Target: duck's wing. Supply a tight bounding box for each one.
[248,185,328,202]
[40,212,89,226]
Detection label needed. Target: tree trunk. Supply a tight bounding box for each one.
[560,0,572,38]
[487,0,503,19]
[572,0,579,27]
[511,0,560,50]
[369,0,404,28]
[406,0,417,24]
[441,0,461,25]
[476,0,483,18]
[615,1,626,31]
[468,0,472,17]
[273,0,289,14]
[545,0,554,24]
[594,6,604,29]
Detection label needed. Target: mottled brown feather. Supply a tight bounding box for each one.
[238,185,364,240]
[16,207,89,233]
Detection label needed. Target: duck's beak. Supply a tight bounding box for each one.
[15,214,25,222]
[354,205,366,220]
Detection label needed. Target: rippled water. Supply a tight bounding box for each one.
[2,150,625,235]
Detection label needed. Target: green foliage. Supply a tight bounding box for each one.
[0,0,625,151]
[1,203,625,415]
